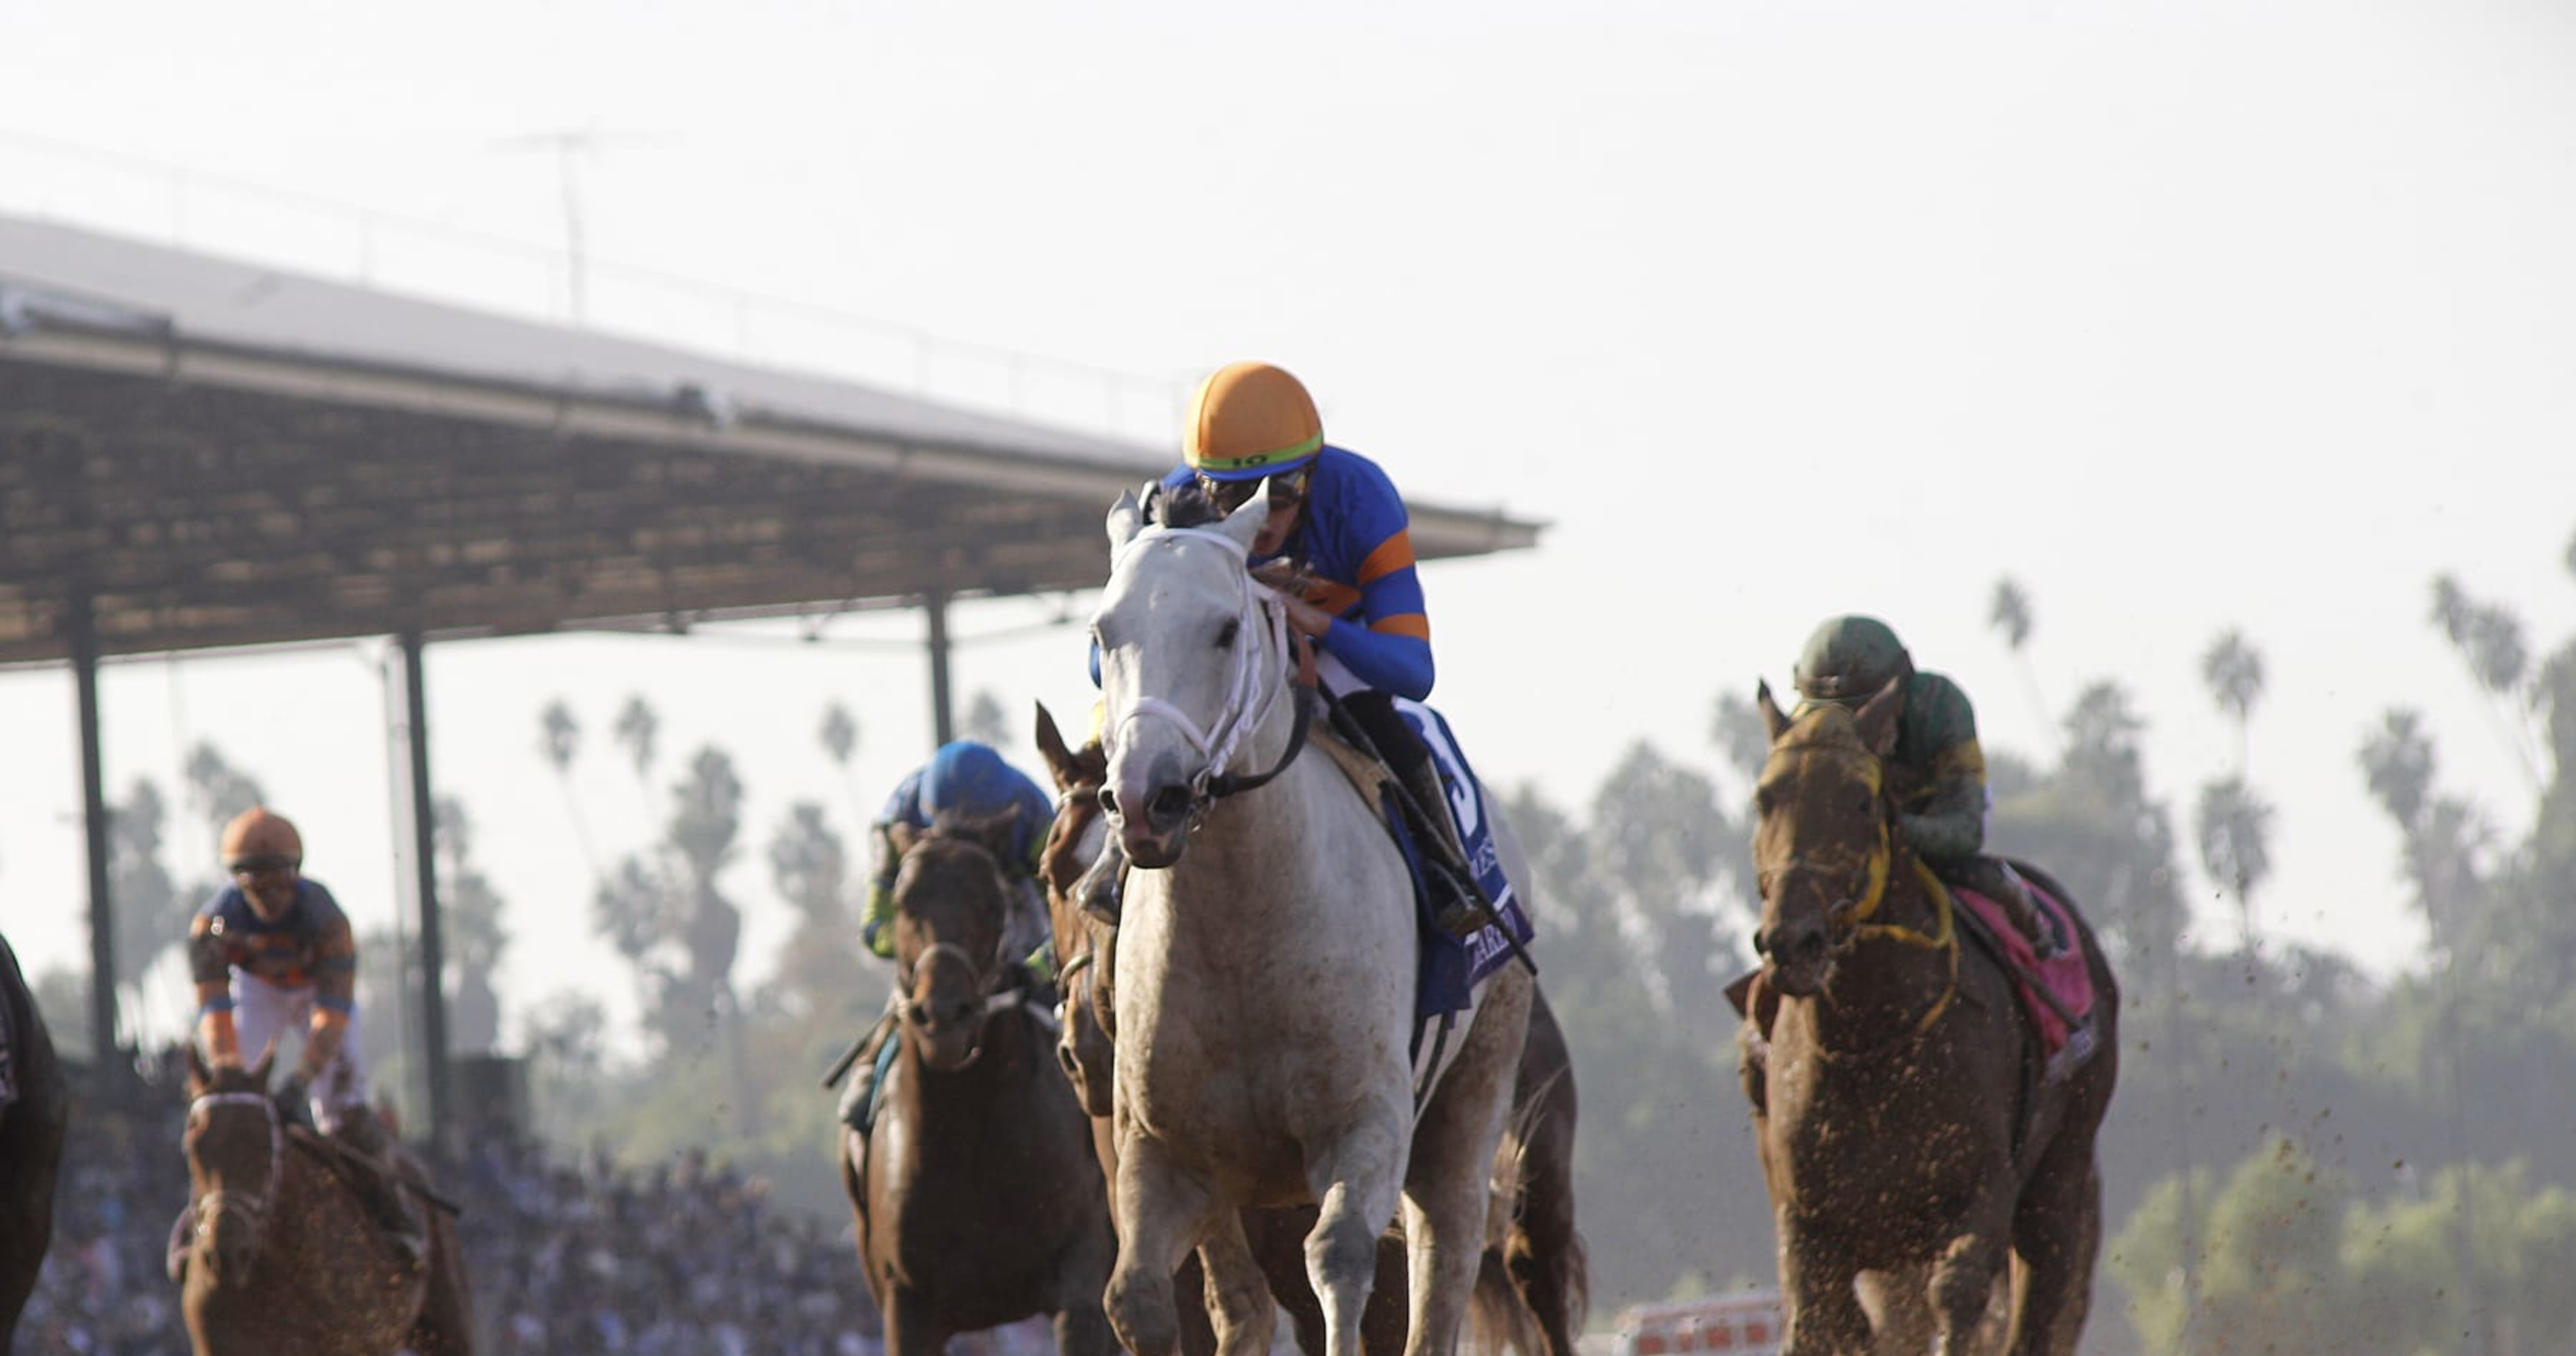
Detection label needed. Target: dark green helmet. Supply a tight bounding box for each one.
[1794,615,1914,703]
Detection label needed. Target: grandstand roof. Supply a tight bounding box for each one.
[0,214,1541,664]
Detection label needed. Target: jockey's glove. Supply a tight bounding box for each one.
[273,1070,317,1132]
[1020,941,1056,988]
[862,876,897,959]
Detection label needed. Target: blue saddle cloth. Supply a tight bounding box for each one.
[1382,700,1534,1020]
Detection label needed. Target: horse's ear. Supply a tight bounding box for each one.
[248,1037,278,1089]
[965,803,1022,860]
[1756,681,1793,742]
[885,820,923,859]
[1033,702,1081,793]
[184,1039,212,1092]
[1107,488,1146,558]
[1855,677,1905,757]
[1216,478,1272,552]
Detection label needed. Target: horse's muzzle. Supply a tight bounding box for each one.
[1755,920,1833,997]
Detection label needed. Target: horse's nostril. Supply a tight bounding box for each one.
[1097,787,1119,814]
[1752,928,1771,957]
[1148,785,1192,825]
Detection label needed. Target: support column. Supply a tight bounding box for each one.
[69,596,119,1082]
[925,591,956,747]
[399,631,452,1151]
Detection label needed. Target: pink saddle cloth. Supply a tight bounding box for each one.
[1951,880,2097,1079]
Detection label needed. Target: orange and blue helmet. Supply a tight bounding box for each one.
[1183,361,1324,483]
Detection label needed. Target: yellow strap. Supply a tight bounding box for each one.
[1850,858,1962,1036]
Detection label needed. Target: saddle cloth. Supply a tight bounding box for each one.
[1952,879,2097,1079]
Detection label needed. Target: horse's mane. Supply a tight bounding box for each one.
[1149,481,1225,530]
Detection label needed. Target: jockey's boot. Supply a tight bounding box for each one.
[1396,759,1491,940]
[1955,856,2061,959]
[837,1010,900,1135]
[1076,837,1128,925]
[327,1109,427,1270]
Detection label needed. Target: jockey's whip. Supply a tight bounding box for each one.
[820,1029,872,1090]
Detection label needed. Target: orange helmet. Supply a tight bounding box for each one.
[220,806,303,867]
[1183,361,1324,482]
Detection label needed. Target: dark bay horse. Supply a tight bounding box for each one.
[178,1048,472,1355]
[1,931,67,1353]
[1743,681,2118,1356]
[1033,704,1586,1356]
[839,812,1117,1356]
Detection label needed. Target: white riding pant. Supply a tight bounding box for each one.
[232,974,370,1131]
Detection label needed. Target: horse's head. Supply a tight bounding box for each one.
[1034,700,1116,1117]
[182,1041,283,1289]
[1750,677,1904,997]
[1091,483,1293,868]
[889,811,1022,1070]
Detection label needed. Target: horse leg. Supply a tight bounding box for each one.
[1775,1210,1870,1356]
[885,1288,951,1356]
[1197,1206,1281,1356]
[1929,1230,2012,1356]
[1304,1114,1411,1356]
[2002,1150,2102,1356]
[1106,1134,1219,1356]
[1051,1210,1121,1356]
[1399,974,1531,1356]
[1856,1267,1935,1355]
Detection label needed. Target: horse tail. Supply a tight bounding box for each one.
[1469,1245,1546,1356]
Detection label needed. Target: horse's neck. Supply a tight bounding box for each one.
[1813,863,1955,1047]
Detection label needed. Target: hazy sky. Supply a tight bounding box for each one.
[3,0,2573,1052]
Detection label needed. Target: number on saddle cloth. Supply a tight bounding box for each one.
[1384,699,1533,1018]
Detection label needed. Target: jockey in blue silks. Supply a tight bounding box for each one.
[1080,359,1485,936]
[837,739,1060,1134]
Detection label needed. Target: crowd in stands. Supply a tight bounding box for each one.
[21,1047,1059,1355]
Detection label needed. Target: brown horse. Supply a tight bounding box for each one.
[839,811,1118,1356]
[1032,704,1587,1356]
[1742,681,2118,1356]
[0,931,68,1354]
[178,1047,472,1355]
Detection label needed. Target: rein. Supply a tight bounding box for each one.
[188,1090,284,1247]
[1767,744,1963,1045]
[893,864,1058,1067]
[1104,525,1314,822]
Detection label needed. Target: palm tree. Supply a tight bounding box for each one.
[613,694,662,826]
[2200,629,2264,776]
[820,701,868,835]
[2198,630,2272,950]
[536,699,602,877]
[1988,576,2055,759]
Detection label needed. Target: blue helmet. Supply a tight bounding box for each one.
[919,741,1022,820]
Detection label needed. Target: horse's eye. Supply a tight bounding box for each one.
[1215,618,1241,650]
[1756,869,1777,900]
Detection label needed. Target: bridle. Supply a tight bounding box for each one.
[1102,525,1313,829]
[1046,781,1112,1038]
[188,1090,284,1255]
[890,845,1055,1069]
[1759,736,1960,1041]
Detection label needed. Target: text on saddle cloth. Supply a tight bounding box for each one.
[1385,698,1533,1018]
[1949,880,2097,1077]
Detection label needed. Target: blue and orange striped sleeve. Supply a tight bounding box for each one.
[1311,450,1434,699]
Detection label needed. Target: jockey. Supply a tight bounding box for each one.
[187,805,422,1258]
[837,740,1058,1133]
[1792,616,2061,958]
[189,807,367,1133]
[1093,359,1485,936]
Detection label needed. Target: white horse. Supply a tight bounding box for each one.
[1091,484,1537,1356]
